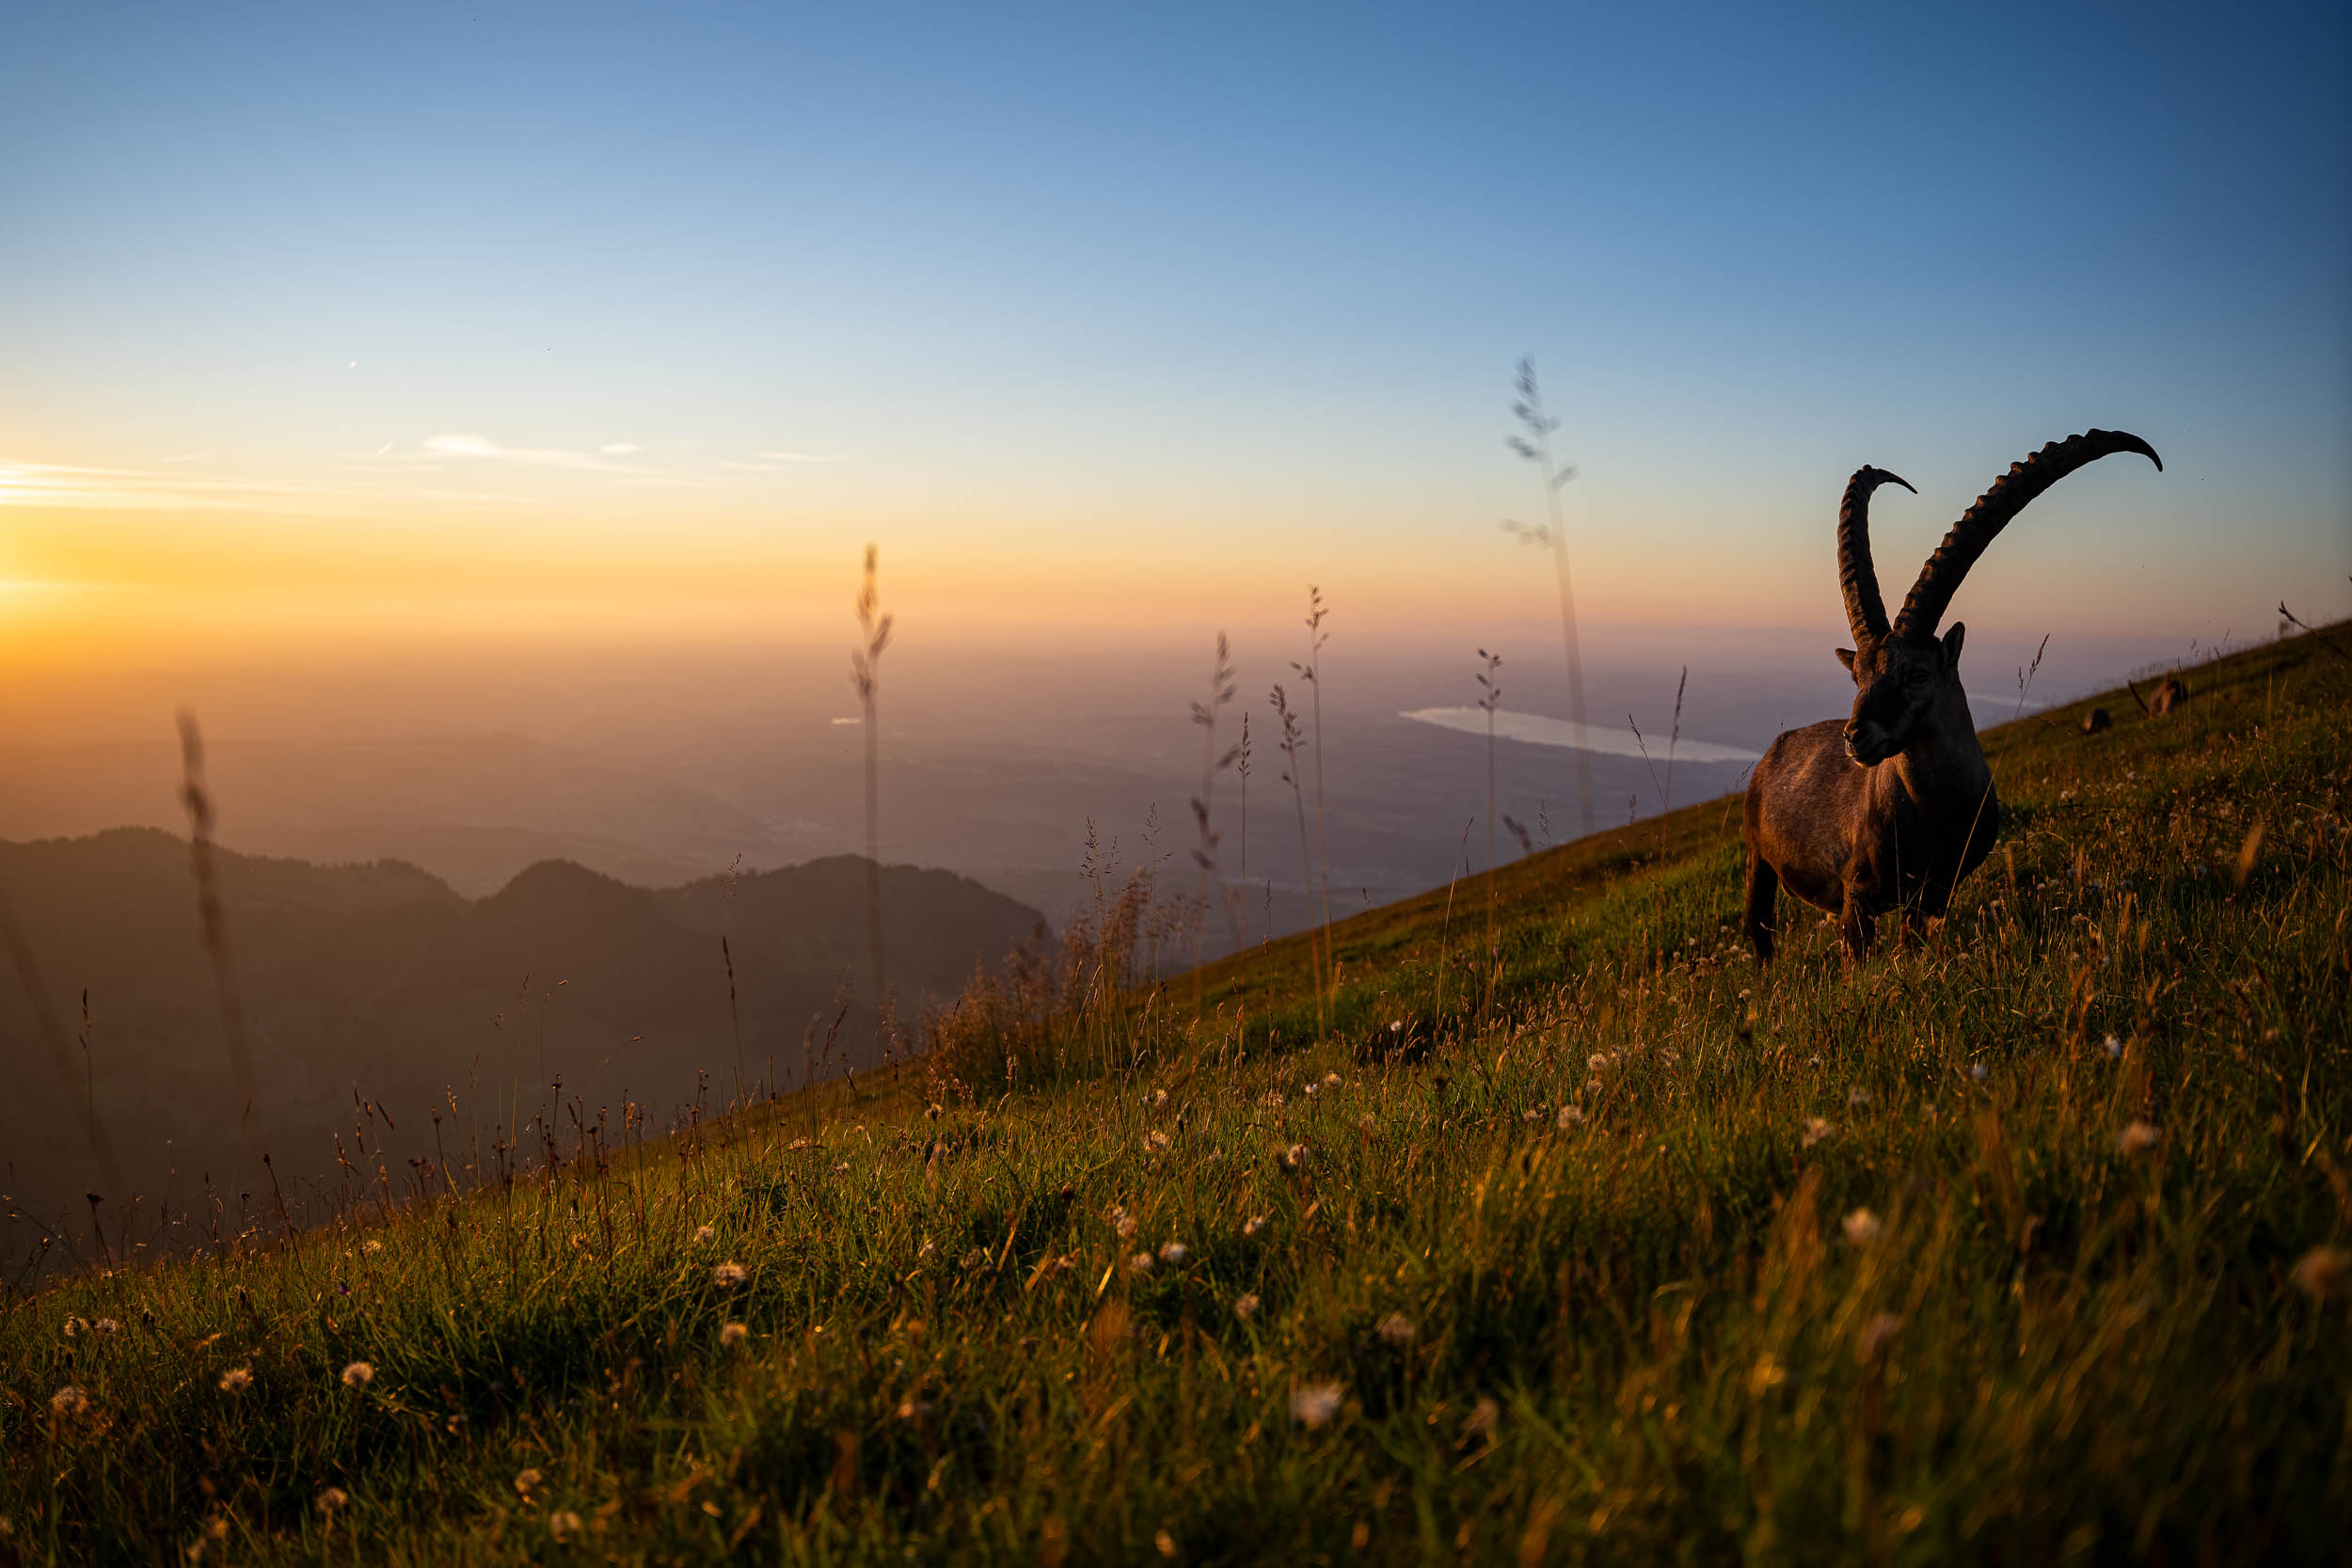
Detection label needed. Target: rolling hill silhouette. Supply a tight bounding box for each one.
[0,829,1041,1250]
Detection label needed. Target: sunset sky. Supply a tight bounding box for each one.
[2,1,2345,681]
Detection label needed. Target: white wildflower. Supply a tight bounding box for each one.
[1158,1241,1189,1265]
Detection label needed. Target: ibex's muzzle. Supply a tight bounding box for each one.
[1843,721,1893,767]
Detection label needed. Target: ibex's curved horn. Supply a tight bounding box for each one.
[1894,430,2161,639]
[1836,467,1913,645]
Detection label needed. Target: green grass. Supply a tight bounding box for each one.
[7,628,2349,1564]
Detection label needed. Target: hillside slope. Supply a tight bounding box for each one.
[0,842,1044,1243]
[4,626,2347,1564]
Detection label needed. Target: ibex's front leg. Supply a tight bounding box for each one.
[1838,891,1876,961]
[1743,850,1780,963]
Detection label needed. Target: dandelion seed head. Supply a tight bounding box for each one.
[316,1487,349,1514]
[1290,1382,1344,1428]
[1233,1292,1261,1320]
[93,1317,119,1335]
[1323,1071,1341,1086]
[1157,1241,1188,1264]
[2291,1245,2348,1300]
[712,1261,748,1287]
[1282,1143,1306,1168]
[340,1360,374,1387]
[548,1510,582,1543]
[1848,1088,1870,1108]
[514,1468,543,1495]
[1802,1117,1835,1148]
[1586,1053,1611,1072]
[2118,1120,2163,1157]
[218,1367,252,1392]
[2104,1034,2124,1059]
[49,1384,87,1417]
[1128,1251,1153,1274]
[1110,1206,1136,1239]
[1558,1104,1584,1128]
[692,1224,715,1244]
[1970,1062,1989,1083]
[1841,1208,1883,1244]
[1145,1130,1170,1150]
[362,1239,384,1255]
[721,1323,749,1348]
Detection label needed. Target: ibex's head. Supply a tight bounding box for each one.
[1831,431,2162,768]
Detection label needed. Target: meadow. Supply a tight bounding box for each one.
[4,625,2347,1564]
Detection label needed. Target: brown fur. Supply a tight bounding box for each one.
[1743,429,2160,962]
[2080,706,2112,735]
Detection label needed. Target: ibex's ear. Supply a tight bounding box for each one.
[1941,622,1966,670]
[1835,647,1858,677]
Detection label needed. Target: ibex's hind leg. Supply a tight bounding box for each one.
[1744,852,1779,963]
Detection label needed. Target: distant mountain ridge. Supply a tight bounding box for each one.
[0,829,1043,1249]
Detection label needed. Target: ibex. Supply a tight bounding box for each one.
[2127,673,2190,717]
[1742,430,2162,962]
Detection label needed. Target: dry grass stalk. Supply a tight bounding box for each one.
[1502,356,1596,836]
[851,545,894,1049]
[177,713,265,1186]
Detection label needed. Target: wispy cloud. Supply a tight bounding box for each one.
[720,450,851,474]
[0,457,368,512]
[419,433,630,472]
[599,442,642,456]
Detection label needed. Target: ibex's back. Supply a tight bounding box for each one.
[1743,431,2162,962]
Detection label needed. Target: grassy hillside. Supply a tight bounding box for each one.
[4,627,2347,1564]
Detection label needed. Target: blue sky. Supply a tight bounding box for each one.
[0,0,2344,661]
